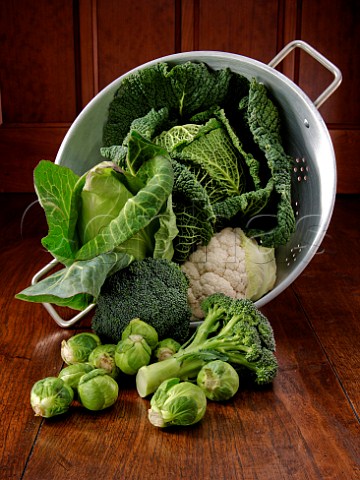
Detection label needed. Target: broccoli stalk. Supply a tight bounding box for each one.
[136,293,278,398]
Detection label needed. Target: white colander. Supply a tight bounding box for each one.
[32,40,342,327]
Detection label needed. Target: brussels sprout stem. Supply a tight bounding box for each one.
[148,410,165,428]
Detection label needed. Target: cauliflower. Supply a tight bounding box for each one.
[181,227,277,319]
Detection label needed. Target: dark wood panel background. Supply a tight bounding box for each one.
[0,0,358,193]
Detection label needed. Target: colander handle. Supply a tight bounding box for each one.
[268,40,342,109]
[31,258,95,327]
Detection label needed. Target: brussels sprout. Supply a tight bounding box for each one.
[58,363,94,390]
[78,368,119,411]
[61,332,101,365]
[196,360,239,401]
[88,344,120,378]
[115,335,152,375]
[153,338,181,362]
[30,377,74,418]
[148,378,207,428]
[121,318,158,350]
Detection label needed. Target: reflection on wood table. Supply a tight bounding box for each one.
[1,193,359,480]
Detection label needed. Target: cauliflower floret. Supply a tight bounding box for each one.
[181,227,276,319]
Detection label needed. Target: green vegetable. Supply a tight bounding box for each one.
[78,368,119,410]
[121,318,158,350]
[30,377,74,418]
[148,378,207,428]
[115,335,152,375]
[236,79,296,246]
[154,338,181,362]
[170,159,216,263]
[77,162,132,247]
[154,117,246,202]
[197,360,239,401]
[61,332,101,365]
[91,257,191,344]
[15,132,177,310]
[136,293,278,398]
[103,61,232,147]
[58,363,94,390]
[102,61,295,255]
[88,344,120,378]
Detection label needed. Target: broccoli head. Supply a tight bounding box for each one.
[91,258,192,344]
[201,294,276,351]
[136,292,278,397]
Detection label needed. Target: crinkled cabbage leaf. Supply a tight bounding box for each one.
[102,62,295,255]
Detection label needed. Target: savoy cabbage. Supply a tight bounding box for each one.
[102,61,295,257]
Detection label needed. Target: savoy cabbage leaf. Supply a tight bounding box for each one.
[239,79,296,246]
[171,159,215,263]
[103,62,232,147]
[154,122,241,203]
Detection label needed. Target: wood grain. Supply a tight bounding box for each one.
[0,125,69,192]
[96,0,177,89]
[192,0,280,62]
[330,129,360,194]
[0,0,359,193]
[292,195,360,416]
[78,0,99,108]
[0,0,77,123]
[1,194,359,479]
[299,0,360,125]
[181,0,196,51]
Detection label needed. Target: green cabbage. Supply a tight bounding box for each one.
[16,132,177,309]
[102,61,295,258]
[155,117,246,203]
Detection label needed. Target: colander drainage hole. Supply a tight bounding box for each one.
[294,158,309,182]
[285,244,303,266]
[294,200,299,217]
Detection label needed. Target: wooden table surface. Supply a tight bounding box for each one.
[1,193,359,480]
